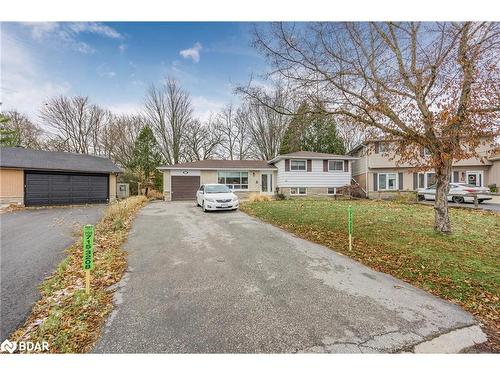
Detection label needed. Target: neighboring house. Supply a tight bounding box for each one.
[158,151,357,201]
[0,147,122,206]
[349,137,500,199]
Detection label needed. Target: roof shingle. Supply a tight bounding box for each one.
[0,147,122,173]
[159,159,275,170]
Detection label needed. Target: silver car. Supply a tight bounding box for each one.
[418,183,491,204]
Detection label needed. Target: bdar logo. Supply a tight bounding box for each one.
[1,339,17,353]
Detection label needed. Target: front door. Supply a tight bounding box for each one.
[261,173,273,194]
[466,171,482,187]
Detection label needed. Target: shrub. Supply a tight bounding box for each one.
[248,193,272,202]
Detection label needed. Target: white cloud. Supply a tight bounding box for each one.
[105,102,143,116]
[0,31,71,120]
[179,42,202,63]
[20,22,123,54]
[97,64,116,78]
[191,95,225,122]
[119,44,127,54]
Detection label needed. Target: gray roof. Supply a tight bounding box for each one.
[159,159,276,170]
[0,147,122,173]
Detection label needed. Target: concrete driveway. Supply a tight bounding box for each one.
[0,205,105,341]
[94,201,484,353]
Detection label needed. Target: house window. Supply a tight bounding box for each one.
[290,160,306,171]
[423,147,431,157]
[327,187,337,195]
[217,171,249,190]
[290,187,307,195]
[328,160,344,171]
[426,172,436,188]
[378,173,398,190]
[418,173,425,189]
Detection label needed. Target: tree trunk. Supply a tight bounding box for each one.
[144,186,149,197]
[434,162,452,234]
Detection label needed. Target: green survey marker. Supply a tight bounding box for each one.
[82,224,95,271]
[348,205,353,235]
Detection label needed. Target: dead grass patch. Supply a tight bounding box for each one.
[248,193,272,202]
[9,196,148,353]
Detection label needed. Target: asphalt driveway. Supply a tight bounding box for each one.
[0,205,105,341]
[94,201,483,353]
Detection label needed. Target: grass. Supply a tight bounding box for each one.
[10,196,148,353]
[241,198,500,351]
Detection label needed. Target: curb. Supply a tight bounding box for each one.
[413,325,487,353]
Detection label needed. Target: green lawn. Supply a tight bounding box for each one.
[241,198,500,349]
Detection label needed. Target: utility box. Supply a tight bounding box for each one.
[117,183,130,199]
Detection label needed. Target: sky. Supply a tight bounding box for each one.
[0,22,268,121]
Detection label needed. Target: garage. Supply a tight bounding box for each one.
[171,175,200,200]
[25,171,109,206]
[0,147,122,206]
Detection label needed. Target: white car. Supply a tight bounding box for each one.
[418,183,491,204]
[196,184,239,212]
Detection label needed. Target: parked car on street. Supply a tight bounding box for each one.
[196,184,239,212]
[418,183,492,204]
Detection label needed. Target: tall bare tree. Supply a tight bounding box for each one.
[145,77,193,165]
[183,117,223,161]
[238,84,293,160]
[104,114,145,167]
[1,110,45,149]
[245,22,500,233]
[40,96,110,154]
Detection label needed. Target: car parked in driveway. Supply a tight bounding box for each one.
[196,184,239,212]
[418,183,492,204]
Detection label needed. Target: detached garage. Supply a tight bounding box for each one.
[0,147,122,206]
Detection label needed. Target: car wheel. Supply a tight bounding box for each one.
[196,199,200,207]
[452,196,465,204]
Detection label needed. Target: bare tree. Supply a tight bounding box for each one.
[183,117,223,161]
[216,104,253,160]
[238,84,293,160]
[245,22,500,233]
[145,77,193,165]
[105,114,145,167]
[1,110,45,149]
[337,122,370,153]
[234,106,252,159]
[40,96,110,154]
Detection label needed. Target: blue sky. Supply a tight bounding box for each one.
[1,22,268,120]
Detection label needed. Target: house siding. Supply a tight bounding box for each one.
[109,174,117,202]
[162,168,278,201]
[0,168,24,205]
[276,159,351,188]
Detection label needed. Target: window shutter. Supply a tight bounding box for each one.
[373,173,378,191]
[344,160,349,172]
[307,159,312,172]
[398,172,403,190]
[453,171,459,183]
[323,160,328,172]
[413,173,418,190]
[420,147,425,157]
[285,159,290,171]
[374,142,380,154]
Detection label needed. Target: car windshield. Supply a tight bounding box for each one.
[205,185,231,194]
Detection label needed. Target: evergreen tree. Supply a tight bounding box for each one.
[129,125,163,196]
[0,114,20,147]
[279,102,345,155]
